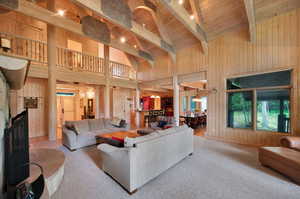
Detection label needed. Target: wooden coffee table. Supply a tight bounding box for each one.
[95,131,140,147]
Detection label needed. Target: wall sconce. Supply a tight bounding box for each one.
[86,90,95,99]
[211,88,217,94]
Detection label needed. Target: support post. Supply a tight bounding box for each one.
[104,45,110,119]
[47,0,57,141]
[95,86,100,119]
[173,75,180,126]
[135,88,141,128]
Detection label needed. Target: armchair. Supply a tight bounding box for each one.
[280,136,300,151]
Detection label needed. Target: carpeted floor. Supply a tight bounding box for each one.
[51,137,300,199]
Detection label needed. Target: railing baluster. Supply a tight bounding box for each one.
[0,32,136,78]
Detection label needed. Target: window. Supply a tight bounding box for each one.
[226,70,291,133]
[256,89,290,132]
[182,96,187,112]
[200,97,207,112]
[191,96,196,111]
[227,91,253,129]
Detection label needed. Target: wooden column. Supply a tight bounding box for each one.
[173,75,180,126]
[135,88,141,128]
[47,0,57,141]
[95,86,100,119]
[104,45,110,119]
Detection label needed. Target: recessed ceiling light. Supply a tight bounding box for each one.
[57,9,65,17]
[190,15,194,20]
[178,0,184,5]
[120,37,126,43]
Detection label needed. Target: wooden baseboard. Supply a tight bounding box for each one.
[204,135,262,148]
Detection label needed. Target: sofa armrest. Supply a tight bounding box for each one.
[280,136,300,151]
[62,126,77,150]
[97,144,133,192]
[97,144,129,154]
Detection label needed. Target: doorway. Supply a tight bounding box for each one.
[180,80,208,136]
[56,93,76,138]
[112,87,134,127]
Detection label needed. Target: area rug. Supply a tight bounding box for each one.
[52,136,300,199]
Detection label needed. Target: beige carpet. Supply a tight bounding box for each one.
[51,137,300,199]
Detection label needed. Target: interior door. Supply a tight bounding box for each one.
[57,96,63,128]
[62,96,75,123]
[113,89,131,124]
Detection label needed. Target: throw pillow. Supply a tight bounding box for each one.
[157,121,167,128]
[72,125,81,135]
[119,120,126,128]
[69,125,79,135]
[111,118,121,127]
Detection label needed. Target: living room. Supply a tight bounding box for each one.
[1,0,300,199]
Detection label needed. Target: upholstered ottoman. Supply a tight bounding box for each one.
[259,147,300,184]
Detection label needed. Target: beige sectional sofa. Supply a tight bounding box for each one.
[62,118,128,151]
[98,125,194,194]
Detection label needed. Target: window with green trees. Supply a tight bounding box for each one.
[227,70,291,133]
[227,92,253,128]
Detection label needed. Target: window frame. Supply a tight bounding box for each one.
[225,69,293,133]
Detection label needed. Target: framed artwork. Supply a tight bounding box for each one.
[24,97,38,109]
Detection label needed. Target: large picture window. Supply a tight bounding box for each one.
[226,70,291,133]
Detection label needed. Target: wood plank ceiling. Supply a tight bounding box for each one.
[2,0,300,63]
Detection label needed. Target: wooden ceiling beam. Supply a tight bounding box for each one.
[3,0,154,65]
[125,53,139,71]
[158,0,208,54]
[128,0,176,63]
[71,0,176,58]
[189,0,206,32]
[243,0,256,42]
[110,26,154,67]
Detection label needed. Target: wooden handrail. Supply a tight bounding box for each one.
[0,32,136,79]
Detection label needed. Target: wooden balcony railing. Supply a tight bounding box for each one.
[0,32,47,64]
[0,32,136,80]
[110,60,137,80]
[56,47,105,74]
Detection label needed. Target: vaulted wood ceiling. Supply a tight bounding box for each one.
[2,0,300,65]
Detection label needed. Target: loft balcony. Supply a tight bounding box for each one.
[0,32,137,81]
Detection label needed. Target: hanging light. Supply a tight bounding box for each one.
[178,0,184,5]
[190,15,195,20]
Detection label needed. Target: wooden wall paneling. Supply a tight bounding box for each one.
[10,78,47,138]
[139,9,300,146]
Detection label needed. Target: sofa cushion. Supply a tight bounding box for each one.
[124,132,158,147]
[157,127,176,136]
[73,120,90,134]
[174,124,189,131]
[88,119,105,131]
[92,129,112,135]
[104,119,113,128]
